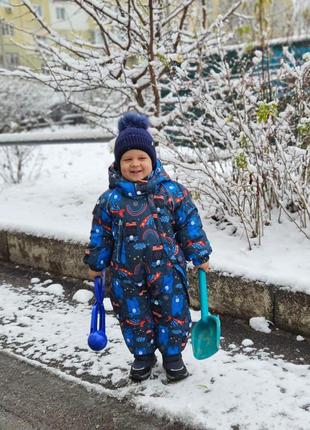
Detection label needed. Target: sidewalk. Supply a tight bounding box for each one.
[1,261,309,430]
[0,351,189,430]
[1,229,309,336]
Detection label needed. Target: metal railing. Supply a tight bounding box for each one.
[0,128,113,146]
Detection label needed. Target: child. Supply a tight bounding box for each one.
[84,112,212,382]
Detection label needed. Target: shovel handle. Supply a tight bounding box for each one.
[198,268,209,321]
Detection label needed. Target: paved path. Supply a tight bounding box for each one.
[0,262,309,430]
[0,350,192,430]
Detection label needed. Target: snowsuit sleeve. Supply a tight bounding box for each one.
[83,194,114,271]
[173,183,212,266]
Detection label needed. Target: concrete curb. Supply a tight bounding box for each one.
[0,229,309,336]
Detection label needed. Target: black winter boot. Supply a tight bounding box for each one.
[130,354,157,382]
[163,354,189,382]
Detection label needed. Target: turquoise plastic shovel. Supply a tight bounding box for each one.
[191,269,221,359]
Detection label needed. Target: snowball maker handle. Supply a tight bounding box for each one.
[88,273,108,351]
[90,275,105,333]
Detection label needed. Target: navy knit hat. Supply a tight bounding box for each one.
[114,112,156,171]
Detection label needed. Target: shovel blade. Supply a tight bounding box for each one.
[191,314,221,360]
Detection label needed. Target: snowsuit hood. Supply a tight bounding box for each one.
[108,160,170,198]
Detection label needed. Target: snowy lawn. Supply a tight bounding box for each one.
[0,140,309,294]
[0,279,309,430]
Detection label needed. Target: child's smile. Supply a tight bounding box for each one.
[120,149,153,182]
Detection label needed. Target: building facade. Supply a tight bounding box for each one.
[0,0,308,71]
[0,0,98,70]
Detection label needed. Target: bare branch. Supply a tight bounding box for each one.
[147,0,161,116]
[161,0,196,27]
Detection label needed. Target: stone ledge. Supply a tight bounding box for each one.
[275,289,310,336]
[5,230,88,280]
[0,229,309,336]
[0,230,9,261]
[187,270,274,320]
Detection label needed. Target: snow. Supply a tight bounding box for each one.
[297,336,305,342]
[249,317,272,334]
[0,281,309,430]
[0,127,112,143]
[0,142,309,294]
[242,339,254,347]
[41,279,53,285]
[30,279,64,296]
[72,289,93,303]
[45,283,64,296]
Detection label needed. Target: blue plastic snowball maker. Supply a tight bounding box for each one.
[88,274,108,351]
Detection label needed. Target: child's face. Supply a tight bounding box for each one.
[120,149,153,182]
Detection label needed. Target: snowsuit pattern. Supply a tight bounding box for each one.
[84,161,212,357]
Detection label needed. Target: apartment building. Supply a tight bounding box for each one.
[191,0,297,42]
[0,0,307,71]
[0,0,98,70]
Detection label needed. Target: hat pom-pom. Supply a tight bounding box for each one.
[118,112,150,132]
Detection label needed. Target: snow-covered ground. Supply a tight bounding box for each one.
[0,141,309,294]
[1,137,309,429]
[1,279,309,430]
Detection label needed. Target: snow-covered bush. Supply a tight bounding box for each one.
[0,145,42,184]
[0,77,61,183]
[165,38,310,246]
[0,76,91,184]
[0,76,65,133]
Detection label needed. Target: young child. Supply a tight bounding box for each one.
[84,112,212,382]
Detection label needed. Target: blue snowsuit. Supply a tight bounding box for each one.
[84,161,212,358]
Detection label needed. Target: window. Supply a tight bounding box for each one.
[56,7,65,20]
[89,29,102,44]
[89,30,95,44]
[33,5,43,17]
[37,35,47,44]
[5,53,19,67]
[1,23,14,36]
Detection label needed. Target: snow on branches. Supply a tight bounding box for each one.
[164,39,310,247]
[7,1,240,129]
[3,1,309,245]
